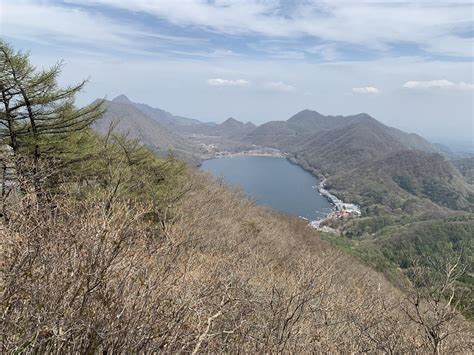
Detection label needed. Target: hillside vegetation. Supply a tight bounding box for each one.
[239,109,473,214]
[453,157,474,184]
[2,41,473,353]
[326,150,473,213]
[7,150,473,352]
[93,98,203,163]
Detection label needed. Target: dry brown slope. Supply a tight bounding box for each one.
[3,167,472,353]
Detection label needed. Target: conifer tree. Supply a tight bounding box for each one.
[0,40,103,199]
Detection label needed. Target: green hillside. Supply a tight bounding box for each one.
[453,157,474,184]
[324,150,473,213]
[93,99,203,163]
[2,41,472,353]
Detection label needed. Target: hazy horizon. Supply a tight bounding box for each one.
[2,0,473,144]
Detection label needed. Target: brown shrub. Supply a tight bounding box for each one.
[1,172,472,353]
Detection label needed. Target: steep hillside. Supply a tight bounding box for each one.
[243,121,299,147]
[209,117,257,139]
[114,94,177,126]
[452,157,474,184]
[244,110,436,158]
[114,95,215,135]
[5,129,472,352]
[326,150,473,212]
[292,117,438,174]
[92,99,203,163]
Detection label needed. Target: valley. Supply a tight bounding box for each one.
[90,95,473,317]
[95,94,473,218]
[3,1,473,352]
[201,156,332,220]
[2,40,472,353]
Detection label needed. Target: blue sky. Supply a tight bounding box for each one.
[1,0,473,144]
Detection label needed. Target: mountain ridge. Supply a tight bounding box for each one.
[112,95,217,134]
[92,98,203,163]
[93,96,470,213]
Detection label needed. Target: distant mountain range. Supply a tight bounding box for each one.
[112,94,216,134]
[90,95,473,315]
[208,117,256,139]
[245,109,437,173]
[91,94,473,213]
[92,96,204,163]
[238,109,471,213]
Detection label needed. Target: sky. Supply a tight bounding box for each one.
[1,0,473,145]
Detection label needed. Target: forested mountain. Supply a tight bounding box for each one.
[114,94,216,135]
[326,150,473,212]
[237,109,473,214]
[4,41,473,352]
[291,117,434,173]
[209,117,257,138]
[243,110,437,165]
[452,157,474,184]
[245,110,436,154]
[92,98,203,163]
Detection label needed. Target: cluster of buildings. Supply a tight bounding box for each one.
[211,148,286,158]
[317,179,361,217]
[309,178,361,231]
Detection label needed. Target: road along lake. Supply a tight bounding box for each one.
[200,156,332,220]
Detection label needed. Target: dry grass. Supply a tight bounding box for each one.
[1,171,472,353]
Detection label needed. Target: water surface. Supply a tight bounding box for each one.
[201,156,332,220]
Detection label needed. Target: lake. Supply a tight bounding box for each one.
[201,156,332,220]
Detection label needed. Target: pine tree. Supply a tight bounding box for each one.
[0,40,104,202]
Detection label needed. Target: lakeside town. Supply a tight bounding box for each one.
[201,144,286,159]
[309,178,361,231]
[202,144,361,232]
[201,143,361,232]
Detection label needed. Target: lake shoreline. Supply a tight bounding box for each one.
[200,151,360,230]
[197,148,286,167]
[286,154,361,228]
[200,154,333,221]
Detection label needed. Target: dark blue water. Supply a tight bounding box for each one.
[201,156,332,220]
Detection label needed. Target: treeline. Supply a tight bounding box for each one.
[1,41,472,353]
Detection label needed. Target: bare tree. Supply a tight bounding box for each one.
[402,254,472,354]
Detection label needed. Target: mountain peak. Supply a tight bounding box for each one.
[353,112,374,120]
[113,94,132,104]
[288,109,325,122]
[245,121,257,128]
[222,117,244,125]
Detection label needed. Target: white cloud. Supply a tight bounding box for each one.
[262,81,296,92]
[206,78,250,87]
[306,44,341,61]
[1,2,125,46]
[4,1,473,61]
[457,82,474,91]
[0,1,203,55]
[352,86,380,94]
[70,0,474,58]
[425,36,474,58]
[26,51,473,142]
[403,80,474,91]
